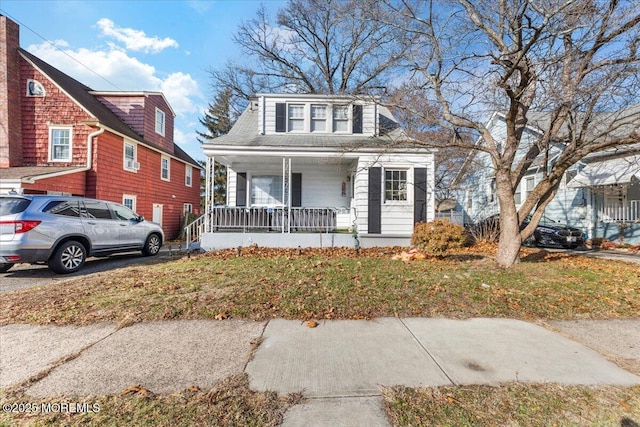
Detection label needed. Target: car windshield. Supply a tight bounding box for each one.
[0,197,31,215]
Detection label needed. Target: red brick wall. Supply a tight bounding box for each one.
[20,57,92,166]
[0,16,23,167]
[92,131,201,239]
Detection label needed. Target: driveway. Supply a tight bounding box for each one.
[0,243,185,294]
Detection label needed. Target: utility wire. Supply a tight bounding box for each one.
[0,9,123,90]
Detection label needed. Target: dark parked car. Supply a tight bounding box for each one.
[0,195,164,274]
[474,214,585,249]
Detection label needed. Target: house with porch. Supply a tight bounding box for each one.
[0,15,201,239]
[195,93,436,249]
[453,109,640,245]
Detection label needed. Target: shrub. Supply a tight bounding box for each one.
[412,219,469,256]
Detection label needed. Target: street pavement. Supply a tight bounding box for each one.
[1,317,639,426]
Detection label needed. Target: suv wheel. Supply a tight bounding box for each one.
[0,263,15,273]
[49,241,86,274]
[142,233,162,256]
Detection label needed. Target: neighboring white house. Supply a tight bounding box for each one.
[453,109,640,245]
[195,93,436,249]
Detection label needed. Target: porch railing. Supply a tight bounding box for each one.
[598,200,640,223]
[204,206,352,233]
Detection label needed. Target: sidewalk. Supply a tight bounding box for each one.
[1,318,639,426]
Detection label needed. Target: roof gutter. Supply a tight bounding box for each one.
[22,123,105,184]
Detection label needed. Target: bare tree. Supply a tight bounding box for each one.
[209,0,409,111]
[380,0,640,267]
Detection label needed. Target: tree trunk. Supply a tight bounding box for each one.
[495,173,522,268]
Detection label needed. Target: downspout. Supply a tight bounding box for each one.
[84,125,105,172]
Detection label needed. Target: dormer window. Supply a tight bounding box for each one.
[333,105,349,132]
[310,105,327,132]
[288,104,304,132]
[26,79,45,97]
[155,108,166,136]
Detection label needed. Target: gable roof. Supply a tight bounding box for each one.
[19,48,201,169]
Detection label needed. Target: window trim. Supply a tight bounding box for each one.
[161,156,170,181]
[287,104,305,133]
[122,194,137,212]
[332,104,350,133]
[185,165,193,187]
[123,141,138,172]
[155,108,166,136]
[250,174,284,206]
[48,126,73,162]
[310,104,327,133]
[384,168,409,203]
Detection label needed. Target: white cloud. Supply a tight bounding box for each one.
[26,42,202,119]
[186,0,212,14]
[96,18,178,54]
[161,72,202,116]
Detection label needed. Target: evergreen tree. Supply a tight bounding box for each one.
[198,88,233,205]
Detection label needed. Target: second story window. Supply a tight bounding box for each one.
[155,108,166,136]
[288,104,304,132]
[185,165,192,187]
[161,156,170,181]
[333,105,349,132]
[311,104,327,132]
[123,142,138,172]
[49,127,72,162]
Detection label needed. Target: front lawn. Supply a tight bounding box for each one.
[1,246,638,326]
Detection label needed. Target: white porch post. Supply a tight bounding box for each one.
[288,157,292,233]
[205,156,214,233]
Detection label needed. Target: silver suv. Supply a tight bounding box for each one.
[0,195,164,274]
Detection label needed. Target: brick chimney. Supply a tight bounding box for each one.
[0,15,23,167]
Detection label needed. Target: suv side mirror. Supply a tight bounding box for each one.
[136,216,145,222]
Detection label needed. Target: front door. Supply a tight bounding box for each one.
[152,204,163,226]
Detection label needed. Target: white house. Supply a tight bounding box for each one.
[194,94,436,250]
[453,108,640,245]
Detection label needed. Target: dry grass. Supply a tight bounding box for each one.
[0,373,303,427]
[1,246,638,326]
[383,384,640,427]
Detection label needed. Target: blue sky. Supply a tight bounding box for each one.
[0,0,287,161]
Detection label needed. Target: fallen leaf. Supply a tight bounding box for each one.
[304,320,319,328]
[215,312,229,320]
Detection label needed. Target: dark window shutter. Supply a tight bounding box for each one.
[352,105,363,134]
[414,168,427,224]
[291,173,302,207]
[368,167,381,234]
[275,103,286,133]
[236,173,247,207]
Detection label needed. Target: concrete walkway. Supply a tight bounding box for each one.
[1,318,639,426]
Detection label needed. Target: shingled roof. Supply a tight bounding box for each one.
[19,48,200,168]
[202,102,421,152]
